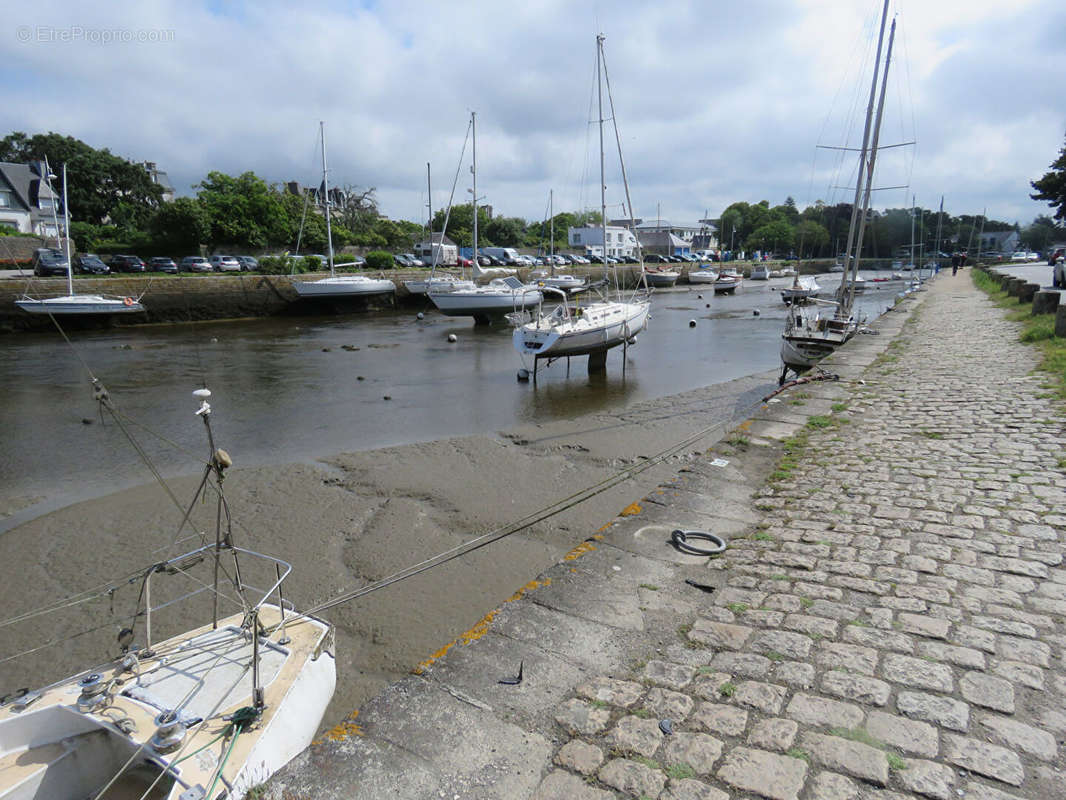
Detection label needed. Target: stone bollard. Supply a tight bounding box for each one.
[1006,277,1025,297]
[997,273,1013,290]
[1018,282,1040,303]
[1057,306,1066,338]
[1033,290,1060,316]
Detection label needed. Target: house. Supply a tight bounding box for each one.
[637,230,690,257]
[631,218,703,245]
[974,230,1019,255]
[413,232,458,266]
[0,160,62,237]
[568,225,639,258]
[141,161,174,203]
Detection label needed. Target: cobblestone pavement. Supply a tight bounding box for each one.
[539,274,1065,800]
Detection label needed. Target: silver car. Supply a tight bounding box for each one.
[210,255,241,272]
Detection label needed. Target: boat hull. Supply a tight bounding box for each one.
[644,271,679,288]
[293,276,396,297]
[15,295,145,314]
[429,288,543,317]
[513,300,649,358]
[687,269,718,284]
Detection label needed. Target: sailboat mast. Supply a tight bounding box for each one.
[550,189,555,275]
[471,111,478,266]
[427,162,438,271]
[838,0,890,302]
[910,194,916,269]
[597,33,607,271]
[62,163,72,296]
[320,121,335,277]
[845,16,896,311]
[934,196,944,268]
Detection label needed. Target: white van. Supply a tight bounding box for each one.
[479,247,520,265]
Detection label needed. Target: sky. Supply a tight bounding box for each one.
[4,0,1065,231]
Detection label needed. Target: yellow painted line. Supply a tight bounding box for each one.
[412,578,552,674]
[564,541,597,561]
[620,502,643,517]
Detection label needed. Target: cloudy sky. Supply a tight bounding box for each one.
[5,0,1065,230]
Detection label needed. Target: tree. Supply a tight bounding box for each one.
[195,171,291,249]
[334,185,380,235]
[746,219,794,253]
[148,197,210,252]
[0,131,163,225]
[1031,137,1066,222]
[1023,215,1062,252]
[483,216,527,247]
[794,219,830,257]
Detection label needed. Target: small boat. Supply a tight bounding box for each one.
[713,268,743,294]
[0,387,336,800]
[15,163,147,316]
[781,275,821,304]
[529,269,585,292]
[779,266,798,277]
[403,274,476,295]
[686,265,719,284]
[749,264,770,280]
[293,123,396,301]
[851,274,867,293]
[644,268,679,288]
[828,263,845,273]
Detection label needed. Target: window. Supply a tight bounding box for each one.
[573,233,582,244]
[0,191,10,208]
[39,198,53,210]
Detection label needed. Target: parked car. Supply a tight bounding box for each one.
[74,253,109,274]
[645,254,670,264]
[1049,248,1065,266]
[1010,251,1029,262]
[148,256,178,274]
[209,255,241,272]
[180,256,213,273]
[109,254,146,273]
[32,248,69,277]
[1051,249,1066,287]
[235,255,259,271]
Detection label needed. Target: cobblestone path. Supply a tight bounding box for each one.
[539,274,1066,800]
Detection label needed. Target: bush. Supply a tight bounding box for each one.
[258,255,292,274]
[366,250,393,270]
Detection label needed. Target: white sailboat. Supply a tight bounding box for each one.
[512,34,651,375]
[15,163,147,315]
[0,386,335,800]
[403,163,476,296]
[429,112,542,324]
[293,123,396,300]
[780,274,821,305]
[687,264,719,284]
[780,0,896,382]
[713,267,743,294]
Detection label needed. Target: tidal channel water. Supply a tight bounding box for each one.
[0,272,906,529]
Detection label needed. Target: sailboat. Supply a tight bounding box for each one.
[428,112,543,324]
[511,34,651,375]
[15,162,147,315]
[0,385,335,800]
[529,189,585,292]
[403,162,475,296]
[293,122,396,299]
[780,0,896,383]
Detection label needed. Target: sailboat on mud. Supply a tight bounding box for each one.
[511,34,651,377]
[780,0,896,384]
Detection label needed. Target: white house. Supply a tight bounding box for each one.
[568,225,639,258]
[414,232,458,266]
[0,160,61,237]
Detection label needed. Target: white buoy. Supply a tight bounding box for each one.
[689,319,697,328]
[416,312,424,320]
[192,388,212,398]
[447,333,458,343]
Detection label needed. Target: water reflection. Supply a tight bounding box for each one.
[0,272,903,522]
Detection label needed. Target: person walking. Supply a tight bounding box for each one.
[951,252,961,276]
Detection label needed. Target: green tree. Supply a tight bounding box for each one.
[148,197,210,252]
[1031,137,1066,222]
[483,215,527,247]
[1023,214,1062,252]
[746,219,794,253]
[195,171,290,249]
[0,131,163,225]
[794,219,830,257]
[431,203,493,250]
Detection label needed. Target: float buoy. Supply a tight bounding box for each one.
[416,312,424,320]
[688,319,697,328]
[123,297,133,306]
[447,334,458,343]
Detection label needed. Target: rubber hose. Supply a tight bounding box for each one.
[670,529,727,556]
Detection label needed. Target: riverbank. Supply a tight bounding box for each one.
[263,271,1066,800]
[0,368,776,729]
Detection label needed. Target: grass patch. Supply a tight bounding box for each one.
[918,430,945,439]
[633,756,660,771]
[887,753,908,770]
[766,651,786,662]
[718,681,736,697]
[678,623,692,639]
[752,531,775,541]
[632,708,652,718]
[786,747,810,763]
[665,762,697,780]
[800,596,814,608]
[590,699,609,709]
[771,573,789,581]
[724,435,751,449]
[806,415,833,429]
[831,402,848,412]
[726,602,749,614]
[829,727,884,748]
[639,583,660,591]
